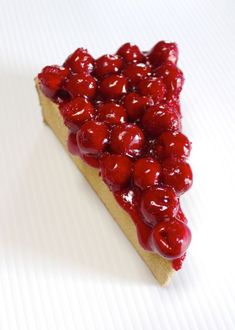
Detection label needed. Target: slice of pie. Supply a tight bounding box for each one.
[35,41,193,286]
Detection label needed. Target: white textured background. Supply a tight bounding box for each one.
[0,0,235,329]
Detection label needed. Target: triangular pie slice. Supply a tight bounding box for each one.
[35,41,193,286]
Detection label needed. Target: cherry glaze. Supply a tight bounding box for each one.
[38,41,193,270]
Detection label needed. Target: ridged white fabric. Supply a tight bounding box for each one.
[0,0,235,329]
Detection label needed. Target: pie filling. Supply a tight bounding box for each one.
[38,41,193,271]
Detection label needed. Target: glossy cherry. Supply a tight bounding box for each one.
[76,120,109,155]
[155,131,191,160]
[133,157,160,190]
[151,220,191,259]
[161,159,193,195]
[149,41,178,67]
[138,77,166,102]
[117,43,143,63]
[99,74,127,99]
[110,123,145,158]
[63,47,94,73]
[65,72,96,99]
[140,186,179,227]
[100,155,133,191]
[95,54,122,77]
[96,102,127,125]
[38,65,69,98]
[142,104,181,137]
[122,92,153,121]
[59,96,95,132]
[123,63,151,86]
[155,62,184,100]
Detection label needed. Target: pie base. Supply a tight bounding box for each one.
[35,80,174,286]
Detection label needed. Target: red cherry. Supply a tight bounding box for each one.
[165,98,181,116]
[99,74,127,99]
[140,186,179,227]
[65,72,96,99]
[110,123,145,158]
[161,159,193,195]
[133,157,160,190]
[96,102,127,125]
[63,48,94,73]
[67,132,80,155]
[176,205,188,223]
[151,220,191,259]
[142,104,181,137]
[149,41,178,67]
[59,96,95,132]
[38,65,69,98]
[122,92,153,121]
[123,63,151,86]
[100,155,133,191]
[155,62,184,100]
[138,77,166,102]
[95,54,122,77]
[76,120,109,155]
[117,43,143,63]
[155,131,191,160]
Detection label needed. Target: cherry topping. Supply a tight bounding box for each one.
[155,62,184,100]
[65,72,97,99]
[96,102,127,125]
[63,48,94,73]
[100,155,133,191]
[133,157,160,190]
[142,104,181,137]
[151,220,191,259]
[67,132,80,155]
[140,186,179,227]
[161,159,193,195]
[110,123,145,158]
[138,77,166,102]
[117,43,143,63]
[59,96,95,132]
[122,92,153,121]
[155,131,191,160]
[99,74,127,99]
[38,65,69,98]
[123,63,151,86]
[76,120,109,155]
[95,54,122,77]
[149,41,178,67]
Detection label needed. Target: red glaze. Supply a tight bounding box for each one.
[140,186,179,227]
[65,72,97,99]
[155,62,184,100]
[96,102,127,125]
[100,155,133,191]
[123,63,151,86]
[99,74,127,99]
[110,123,145,158]
[133,157,160,190]
[63,48,94,73]
[122,92,153,121]
[155,131,191,160]
[142,104,181,137]
[39,41,193,269]
[59,97,95,132]
[117,43,143,63]
[149,41,178,67]
[38,65,69,98]
[161,159,193,195]
[151,220,191,259]
[76,120,109,155]
[95,54,123,77]
[138,77,166,102]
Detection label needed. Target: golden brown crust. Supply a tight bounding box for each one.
[35,79,174,286]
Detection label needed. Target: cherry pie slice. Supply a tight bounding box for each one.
[35,41,193,285]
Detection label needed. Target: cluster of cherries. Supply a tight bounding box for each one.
[38,41,193,270]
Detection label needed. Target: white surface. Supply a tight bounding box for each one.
[0,0,235,329]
